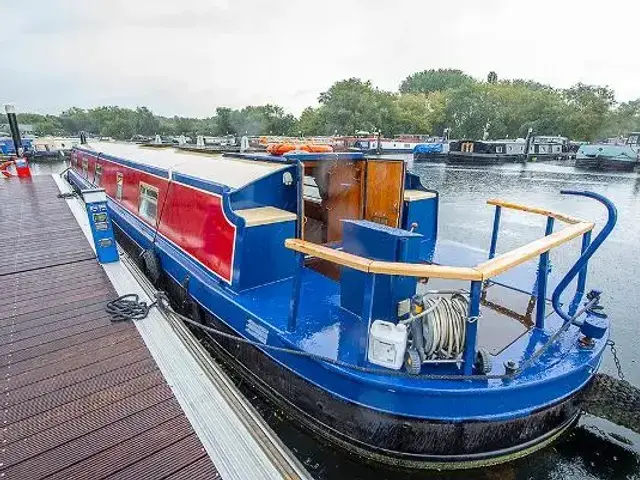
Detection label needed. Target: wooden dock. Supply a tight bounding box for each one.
[0,176,220,479]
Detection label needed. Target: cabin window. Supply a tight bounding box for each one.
[116,173,124,201]
[138,182,159,223]
[94,164,103,186]
[496,146,504,153]
[82,158,88,178]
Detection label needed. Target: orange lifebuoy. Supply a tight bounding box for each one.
[0,160,16,178]
[266,143,334,156]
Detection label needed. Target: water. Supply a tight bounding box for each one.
[34,158,640,479]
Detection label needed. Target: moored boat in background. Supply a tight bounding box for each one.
[575,136,639,171]
[447,139,526,165]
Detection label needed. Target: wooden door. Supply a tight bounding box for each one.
[326,160,364,242]
[364,160,404,228]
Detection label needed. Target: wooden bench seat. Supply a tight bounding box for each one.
[404,190,436,202]
[236,206,297,227]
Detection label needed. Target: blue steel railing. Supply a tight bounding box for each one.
[487,191,617,325]
[551,191,617,322]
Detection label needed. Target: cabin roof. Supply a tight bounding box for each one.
[84,142,289,190]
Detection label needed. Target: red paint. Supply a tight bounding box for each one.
[14,156,31,178]
[71,150,235,283]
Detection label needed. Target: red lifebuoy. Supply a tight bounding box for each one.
[0,160,16,178]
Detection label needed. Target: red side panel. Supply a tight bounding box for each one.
[78,152,236,284]
[159,182,235,283]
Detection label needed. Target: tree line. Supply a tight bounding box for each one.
[14,69,640,141]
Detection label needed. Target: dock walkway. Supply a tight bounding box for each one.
[0,176,220,479]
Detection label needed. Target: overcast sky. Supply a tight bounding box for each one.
[2,0,639,117]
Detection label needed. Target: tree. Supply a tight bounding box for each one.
[312,78,401,135]
[563,83,616,140]
[394,92,446,134]
[399,69,476,94]
[487,71,498,84]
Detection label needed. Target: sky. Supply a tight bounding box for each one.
[2,0,639,117]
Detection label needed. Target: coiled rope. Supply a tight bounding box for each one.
[106,294,156,322]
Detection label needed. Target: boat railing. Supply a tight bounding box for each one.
[284,191,616,375]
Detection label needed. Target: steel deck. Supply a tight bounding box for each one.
[0,176,220,480]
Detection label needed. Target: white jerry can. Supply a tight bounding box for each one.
[367,320,408,370]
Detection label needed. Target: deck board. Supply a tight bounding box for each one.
[0,176,219,480]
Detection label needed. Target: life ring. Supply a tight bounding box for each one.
[266,143,334,156]
[0,160,16,178]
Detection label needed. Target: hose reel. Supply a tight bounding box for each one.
[403,292,491,375]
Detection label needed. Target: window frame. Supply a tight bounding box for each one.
[82,158,89,178]
[138,181,159,225]
[94,164,103,186]
[116,173,124,201]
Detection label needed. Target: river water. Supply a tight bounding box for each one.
[33,158,640,480]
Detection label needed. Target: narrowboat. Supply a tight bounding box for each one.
[575,142,639,172]
[412,141,450,163]
[140,134,174,148]
[447,139,526,165]
[66,141,617,469]
[351,135,429,154]
[527,136,569,161]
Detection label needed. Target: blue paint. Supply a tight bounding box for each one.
[230,164,298,211]
[552,191,617,322]
[402,191,438,262]
[85,195,119,263]
[235,220,297,291]
[535,217,555,328]
[66,171,119,263]
[0,137,34,155]
[360,273,376,365]
[463,281,482,375]
[340,220,422,321]
[488,206,502,259]
[569,230,592,317]
[288,252,305,332]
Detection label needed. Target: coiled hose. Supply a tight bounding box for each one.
[421,295,469,359]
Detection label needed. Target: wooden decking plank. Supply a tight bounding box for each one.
[3,370,166,443]
[0,175,219,480]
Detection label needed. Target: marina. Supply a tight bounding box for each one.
[1,148,639,479]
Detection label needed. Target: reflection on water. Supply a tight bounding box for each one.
[32,158,640,479]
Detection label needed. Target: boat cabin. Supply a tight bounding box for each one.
[528,135,568,157]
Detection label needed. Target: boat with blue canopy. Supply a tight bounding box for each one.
[65,141,618,469]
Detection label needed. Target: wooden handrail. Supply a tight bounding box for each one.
[368,260,482,281]
[284,239,373,273]
[487,199,584,225]
[285,239,483,280]
[476,221,594,278]
[285,221,595,281]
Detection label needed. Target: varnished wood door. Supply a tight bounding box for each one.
[326,160,364,242]
[364,160,404,227]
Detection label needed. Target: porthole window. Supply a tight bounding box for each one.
[283,171,293,186]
